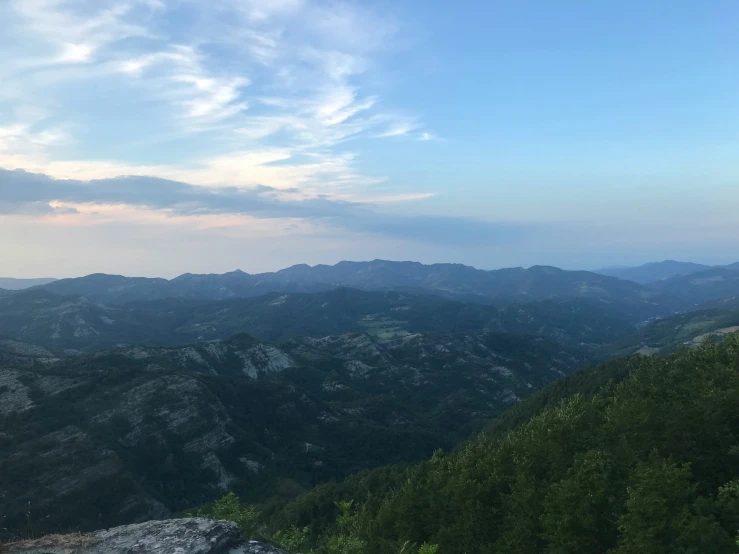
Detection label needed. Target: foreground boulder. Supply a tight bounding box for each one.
[2,518,288,554]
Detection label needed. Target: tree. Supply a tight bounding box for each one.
[614,455,733,554]
[190,492,259,538]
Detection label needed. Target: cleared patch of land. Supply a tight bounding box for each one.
[693,325,739,344]
[635,346,661,356]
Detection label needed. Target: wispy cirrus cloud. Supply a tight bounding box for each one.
[0,0,437,204]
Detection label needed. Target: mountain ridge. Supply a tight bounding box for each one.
[31,260,678,323]
[0,277,57,290]
[595,260,739,284]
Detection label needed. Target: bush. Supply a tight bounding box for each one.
[189,492,259,538]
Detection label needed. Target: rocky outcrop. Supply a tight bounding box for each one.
[2,518,289,554]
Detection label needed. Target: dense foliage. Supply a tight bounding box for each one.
[191,493,439,554]
[268,336,739,553]
[189,492,259,538]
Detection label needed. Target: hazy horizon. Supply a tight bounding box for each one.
[2,256,739,281]
[2,1,737,276]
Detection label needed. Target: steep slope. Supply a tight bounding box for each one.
[0,277,57,290]
[0,330,585,536]
[0,289,181,352]
[595,260,710,284]
[33,261,676,320]
[268,336,739,554]
[600,304,739,358]
[0,334,56,357]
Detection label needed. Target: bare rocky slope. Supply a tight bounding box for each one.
[3,518,287,554]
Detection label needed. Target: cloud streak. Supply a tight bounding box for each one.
[0,168,526,246]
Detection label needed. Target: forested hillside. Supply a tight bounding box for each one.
[267,336,739,554]
[0,287,640,353]
[0,330,584,537]
[648,267,739,306]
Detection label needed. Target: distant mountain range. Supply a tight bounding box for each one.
[5,259,739,358]
[6,261,656,305]
[595,260,739,284]
[3,259,738,295]
[0,277,57,290]
[7,260,675,322]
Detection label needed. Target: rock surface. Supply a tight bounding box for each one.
[2,518,289,554]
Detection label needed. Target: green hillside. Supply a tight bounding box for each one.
[601,306,739,359]
[267,335,739,554]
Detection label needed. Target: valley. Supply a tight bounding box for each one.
[1,326,583,535]
[2,259,739,552]
[0,286,640,353]
[4,4,737,551]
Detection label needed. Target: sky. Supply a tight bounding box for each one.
[1,0,738,278]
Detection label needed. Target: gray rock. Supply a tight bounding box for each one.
[2,518,289,554]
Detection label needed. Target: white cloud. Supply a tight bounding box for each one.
[236,0,305,22]
[57,43,95,64]
[0,123,71,154]
[1,0,435,205]
[174,75,249,121]
[9,0,154,65]
[313,86,376,126]
[377,122,418,138]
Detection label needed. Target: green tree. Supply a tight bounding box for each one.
[190,492,260,538]
[321,500,367,554]
[614,455,733,554]
[541,450,623,553]
[271,525,314,554]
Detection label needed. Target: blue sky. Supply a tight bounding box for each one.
[0,0,737,277]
